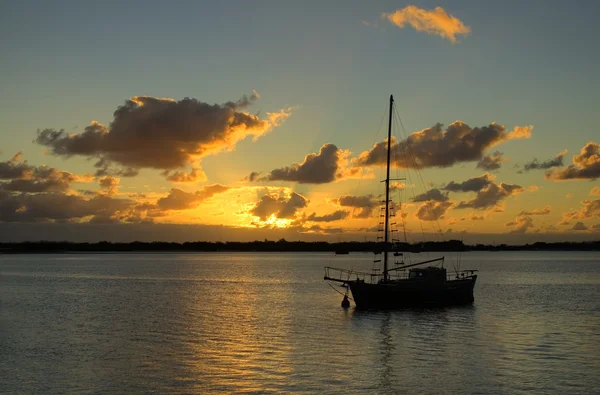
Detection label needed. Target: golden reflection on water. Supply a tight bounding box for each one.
[185,257,294,392]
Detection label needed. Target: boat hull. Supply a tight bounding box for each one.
[348,276,477,309]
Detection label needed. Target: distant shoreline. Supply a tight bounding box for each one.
[1,240,598,254]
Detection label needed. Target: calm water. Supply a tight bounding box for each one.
[1,251,599,394]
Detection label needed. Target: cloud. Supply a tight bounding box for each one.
[0,153,92,193]
[35,93,291,179]
[518,205,551,216]
[522,149,567,171]
[546,142,600,180]
[162,168,207,183]
[506,215,535,234]
[246,171,262,182]
[477,151,506,171]
[333,194,378,218]
[444,174,494,193]
[414,201,452,221]
[0,152,33,179]
[307,210,349,222]
[156,184,230,211]
[412,188,449,202]
[591,187,600,197]
[572,221,588,231]
[390,181,411,192]
[255,143,357,184]
[249,192,308,221]
[356,122,532,170]
[456,182,523,210]
[382,5,470,43]
[98,176,119,196]
[0,192,135,223]
[558,199,600,225]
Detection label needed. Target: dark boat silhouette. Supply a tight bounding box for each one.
[324,95,478,309]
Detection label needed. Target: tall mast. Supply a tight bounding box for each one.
[383,94,393,282]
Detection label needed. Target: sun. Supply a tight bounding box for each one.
[258,214,294,229]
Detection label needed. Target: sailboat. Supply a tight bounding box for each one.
[324,95,478,309]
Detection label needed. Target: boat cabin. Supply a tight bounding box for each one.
[408,266,447,282]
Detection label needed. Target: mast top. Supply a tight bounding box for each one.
[390,94,394,102]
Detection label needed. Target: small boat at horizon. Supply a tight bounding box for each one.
[324,95,478,309]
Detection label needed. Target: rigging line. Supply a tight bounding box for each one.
[337,103,388,238]
[392,111,428,247]
[393,107,457,273]
[326,281,354,300]
[388,105,412,266]
[394,107,458,273]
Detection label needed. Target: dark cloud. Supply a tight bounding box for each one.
[522,149,566,171]
[35,93,290,180]
[1,177,70,193]
[506,215,535,234]
[456,182,523,210]
[0,152,32,179]
[546,142,600,180]
[162,168,206,183]
[249,192,308,221]
[414,201,452,221]
[333,194,378,218]
[356,122,532,169]
[0,192,135,223]
[444,174,493,193]
[412,188,448,202]
[518,206,551,216]
[98,176,119,196]
[307,210,349,222]
[246,171,262,182]
[156,184,230,211]
[0,153,90,193]
[572,221,588,231]
[257,144,351,184]
[477,151,505,171]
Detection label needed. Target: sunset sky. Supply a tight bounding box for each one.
[1,1,598,244]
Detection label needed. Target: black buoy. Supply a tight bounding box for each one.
[341,294,350,308]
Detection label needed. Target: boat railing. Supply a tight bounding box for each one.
[324,266,477,284]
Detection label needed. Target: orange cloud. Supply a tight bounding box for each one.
[558,199,600,225]
[506,215,535,234]
[518,205,551,216]
[506,126,534,140]
[546,142,600,181]
[98,176,119,196]
[382,6,470,43]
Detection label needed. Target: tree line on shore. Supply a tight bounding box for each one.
[0,239,598,253]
